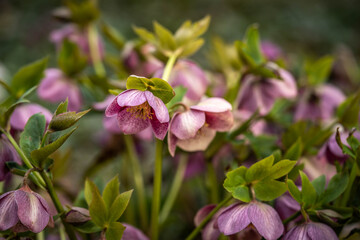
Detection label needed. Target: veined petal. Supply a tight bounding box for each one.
[122,223,149,240]
[145,91,169,123]
[170,110,205,140]
[191,98,232,113]
[117,108,150,134]
[0,191,18,231]
[248,202,284,240]
[176,126,216,152]
[167,130,178,157]
[117,89,147,107]
[150,113,169,140]
[217,203,251,235]
[105,96,122,117]
[205,110,234,132]
[307,222,338,240]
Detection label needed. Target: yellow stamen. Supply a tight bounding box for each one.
[126,102,153,120]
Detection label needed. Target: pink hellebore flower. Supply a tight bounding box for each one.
[294,84,345,122]
[236,68,297,118]
[105,89,169,140]
[122,223,149,240]
[38,69,83,111]
[154,60,209,102]
[283,222,338,240]
[194,204,224,240]
[168,98,233,157]
[0,185,52,233]
[10,103,52,130]
[217,201,284,240]
[261,41,283,61]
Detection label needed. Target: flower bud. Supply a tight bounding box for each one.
[65,207,91,224]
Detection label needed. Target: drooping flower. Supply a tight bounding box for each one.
[261,41,283,61]
[217,201,284,240]
[122,223,149,240]
[105,89,169,140]
[275,192,301,222]
[236,67,297,119]
[65,207,91,224]
[294,84,345,122]
[0,185,52,233]
[154,60,209,102]
[317,131,352,164]
[0,136,21,181]
[283,222,338,240]
[10,103,52,130]
[168,98,233,157]
[38,68,83,111]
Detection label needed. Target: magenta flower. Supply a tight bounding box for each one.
[261,41,283,61]
[154,60,209,102]
[168,98,233,157]
[10,103,52,130]
[283,222,338,240]
[105,89,169,140]
[194,204,223,240]
[217,201,284,240]
[0,136,21,181]
[294,84,345,122]
[122,223,149,240]
[38,68,83,111]
[236,68,297,118]
[0,186,52,233]
[275,192,301,221]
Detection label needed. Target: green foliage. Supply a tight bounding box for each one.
[336,92,360,129]
[126,75,175,104]
[284,138,303,160]
[49,109,90,131]
[305,56,334,86]
[101,22,125,50]
[58,40,88,77]
[320,173,349,204]
[65,0,100,26]
[166,86,187,108]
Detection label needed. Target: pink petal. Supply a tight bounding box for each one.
[10,104,53,130]
[205,110,234,132]
[248,202,284,240]
[283,224,309,240]
[217,203,251,235]
[117,89,147,107]
[117,108,150,134]
[122,223,149,240]
[150,114,169,140]
[135,127,154,141]
[191,98,232,113]
[105,96,123,117]
[145,91,169,123]
[93,95,116,111]
[170,110,205,140]
[307,222,338,240]
[0,191,18,231]
[103,116,122,134]
[268,69,297,99]
[176,126,216,152]
[167,130,178,157]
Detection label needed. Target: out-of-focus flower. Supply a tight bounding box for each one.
[0,185,52,233]
[275,192,301,222]
[301,157,336,182]
[261,41,283,61]
[105,89,169,140]
[236,68,297,119]
[294,84,345,122]
[50,24,104,60]
[38,69,83,111]
[65,207,90,224]
[168,98,233,156]
[10,103,52,130]
[184,152,206,179]
[194,204,222,240]
[154,60,209,102]
[122,223,149,240]
[0,136,21,181]
[217,201,284,240]
[283,222,338,240]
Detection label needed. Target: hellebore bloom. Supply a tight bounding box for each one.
[283,222,338,240]
[236,67,297,118]
[105,89,169,140]
[0,136,21,181]
[261,41,283,61]
[168,98,233,157]
[0,186,52,233]
[38,69,83,111]
[154,60,209,102]
[275,192,301,221]
[65,207,91,224]
[217,201,284,240]
[122,223,149,240]
[10,103,52,130]
[194,204,226,240]
[294,84,345,122]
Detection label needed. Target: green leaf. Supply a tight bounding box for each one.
[31,128,77,165]
[153,21,176,51]
[321,173,349,204]
[102,176,120,210]
[105,222,126,240]
[287,179,302,203]
[148,78,175,104]
[84,179,93,206]
[10,57,48,98]
[108,190,133,222]
[300,171,317,206]
[254,179,287,201]
[179,39,204,58]
[236,25,264,67]
[88,180,108,228]
[245,155,274,182]
[336,92,360,129]
[288,163,304,181]
[101,23,125,50]
[312,175,326,195]
[306,56,334,86]
[284,138,303,160]
[20,113,46,161]
[58,40,87,76]
[267,160,296,179]
[74,220,102,234]
[133,26,156,44]
[54,99,69,116]
[166,86,187,107]
[223,167,251,202]
[232,185,251,203]
[336,128,356,158]
[49,109,90,131]
[126,75,149,91]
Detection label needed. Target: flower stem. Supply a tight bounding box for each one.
[151,139,163,240]
[88,24,106,78]
[185,195,232,240]
[36,231,44,240]
[123,135,148,230]
[207,162,219,203]
[159,154,188,225]
[162,54,177,82]
[340,163,358,206]
[282,210,301,225]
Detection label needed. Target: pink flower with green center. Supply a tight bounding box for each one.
[168,97,233,157]
[105,89,169,140]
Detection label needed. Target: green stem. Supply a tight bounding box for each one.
[36,231,44,240]
[40,171,77,240]
[282,211,301,225]
[87,24,106,78]
[185,195,232,240]
[207,162,219,204]
[340,163,358,206]
[159,154,188,225]
[162,54,177,82]
[41,131,50,148]
[123,135,148,230]
[151,140,163,240]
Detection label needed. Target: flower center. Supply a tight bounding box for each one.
[126,102,153,120]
